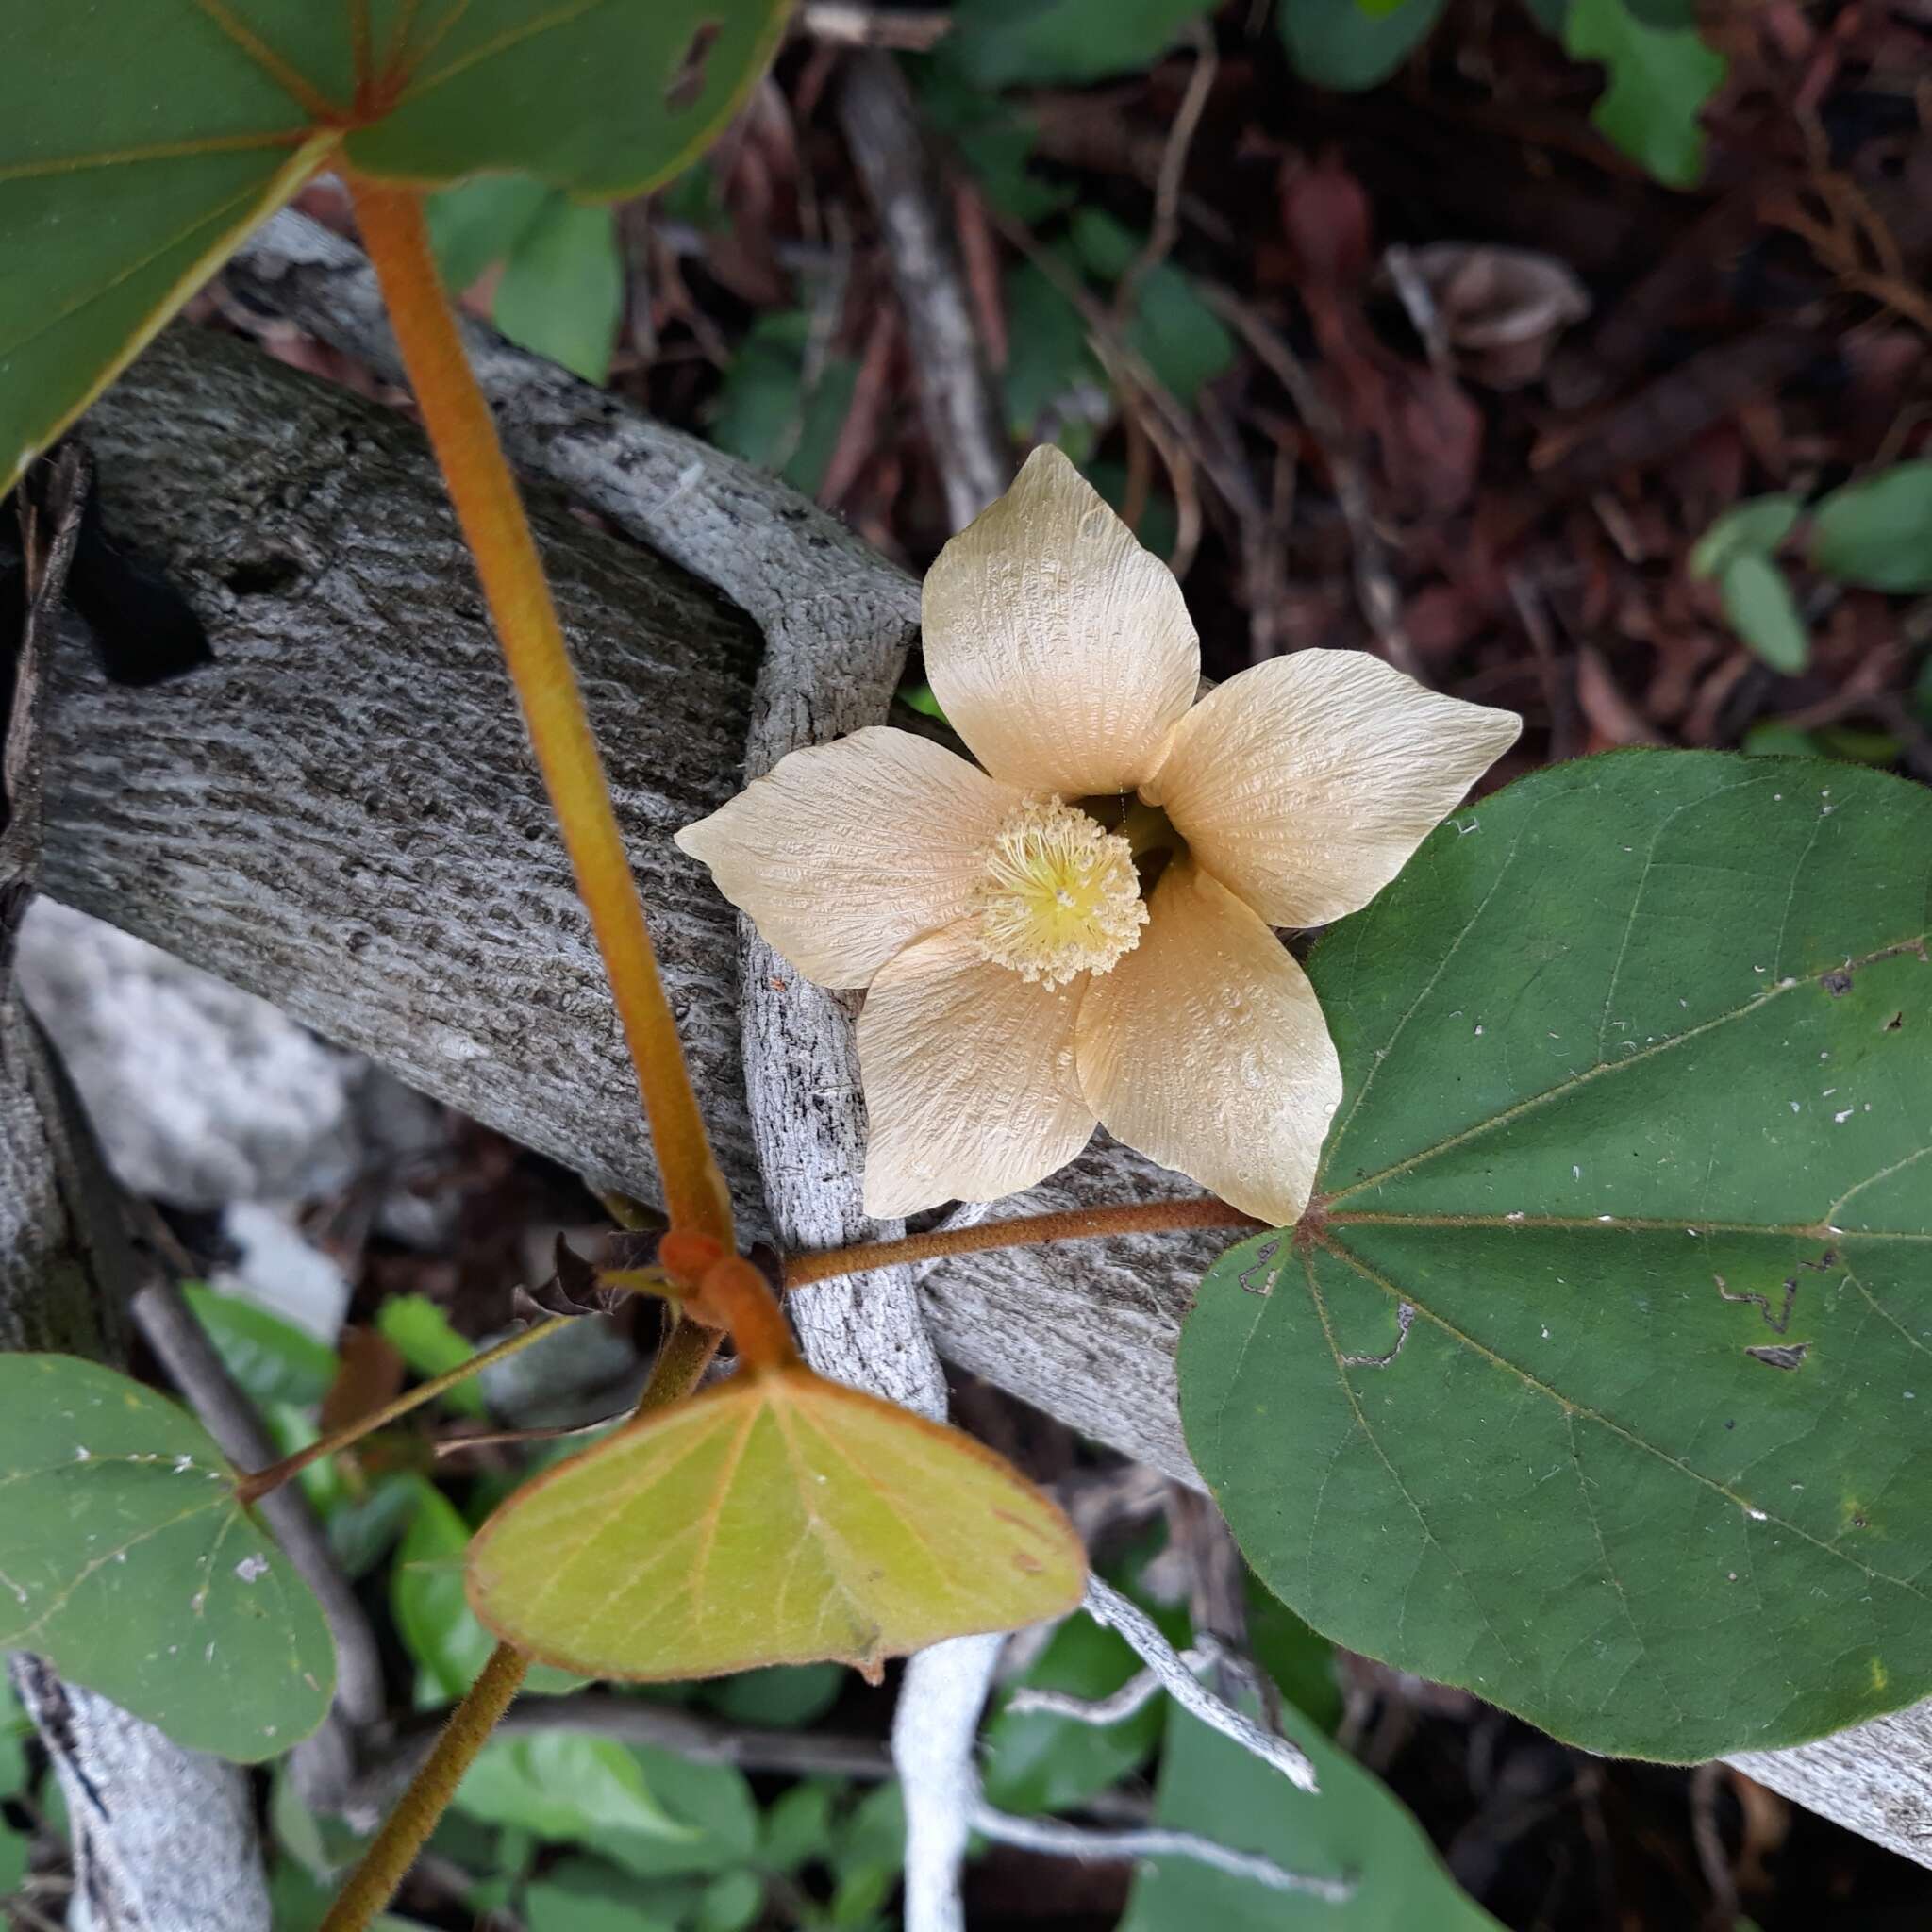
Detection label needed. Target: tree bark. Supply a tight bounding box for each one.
[6,454,268,1930]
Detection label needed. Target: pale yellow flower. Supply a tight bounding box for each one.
[677,447,1520,1225]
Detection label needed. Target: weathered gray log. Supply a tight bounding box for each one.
[42,237,1915,1872]
[45,323,766,1229]
[5,455,268,1931]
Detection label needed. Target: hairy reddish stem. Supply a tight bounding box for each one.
[346,173,733,1257]
[782,1197,1264,1290]
[235,1316,571,1506]
[321,1318,719,1932]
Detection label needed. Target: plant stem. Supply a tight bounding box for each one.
[345,173,733,1256]
[620,1310,724,1432]
[320,1318,720,1932]
[320,1640,529,1932]
[235,1316,572,1506]
[782,1197,1263,1290]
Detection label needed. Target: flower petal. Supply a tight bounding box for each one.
[1143,650,1522,928]
[1074,861,1341,1225]
[922,445,1200,795]
[675,728,1024,990]
[858,921,1095,1217]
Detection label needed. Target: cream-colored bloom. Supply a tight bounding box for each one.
[677,447,1520,1225]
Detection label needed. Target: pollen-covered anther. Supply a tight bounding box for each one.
[974,797,1148,987]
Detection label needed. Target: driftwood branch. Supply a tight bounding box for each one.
[43,223,1927,1872]
[6,457,267,1929]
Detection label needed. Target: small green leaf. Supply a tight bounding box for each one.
[1809,462,1932,592]
[184,1286,337,1410]
[491,194,624,385]
[1742,721,1818,759]
[0,1823,27,1899]
[1070,213,1235,404]
[524,1859,680,1932]
[701,1662,843,1730]
[1003,264,1103,438]
[1279,0,1448,91]
[760,1780,839,1874]
[832,1782,906,1907]
[393,1482,492,1702]
[1244,1584,1343,1737]
[1816,726,1906,768]
[1120,1701,1500,1930]
[981,1610,1164,1814]
[1689,496,1802,580]
[0,1356,333,1761]
[590,1748,759,1880]
[425,175,554,294]
[325,1470,422,1580]
[944,0,1220,87]
[1563,0,1726,189]
[708,313,861,496]
[0,1674,29,1798]
[377,1295,487,1418]
[456,1733,693,1845]
[1718,552,1810,674]
[391,1480,581,1702]
[698,1869,764,1932]
[1183,752,1932,1762]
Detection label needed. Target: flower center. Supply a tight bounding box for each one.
[974,797,1148,987]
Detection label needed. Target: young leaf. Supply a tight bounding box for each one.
[1181,752,1932,1762]
[1717,552,1810,674]
[1120,1702,1501,1930]
[491,193,624,385]
[3,3,790,493]
[588,1745,759,1880]
[377,1294,488,1418]
[1279,0,1448,91]
[184,1284,338,1408]
[453,1732,693,1845]
[1809,461,1932,592]
[943,0,1221,88]
[1688,495,1801,580]
[1563,0,1727,189]
[391,1480,584,1700]
[980,1608,1165,1815]
[0,1355,334,1760]
[468,1365,1086,1680]
[425,175,554,294]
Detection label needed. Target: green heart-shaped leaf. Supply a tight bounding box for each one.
[1182,751,1932,1762]
[2,1,789,492]
[0,1355,334,1760]
[468,1365,1088,1679]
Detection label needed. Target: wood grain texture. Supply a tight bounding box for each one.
[6,457,267,1931]
[43,239,1918,1869]
[228,210,943,1412]
[46,323,765,1225]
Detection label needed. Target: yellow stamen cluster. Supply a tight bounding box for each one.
[974,797,1148,987]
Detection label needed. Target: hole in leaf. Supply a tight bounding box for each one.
[1746,1341,1810,1371]
[1341,1299,1415,1370]
[1884,1011,1905,1031]
[1713,1272,1796,1334]
[665,21,720,111]
[1821,968,1855,997]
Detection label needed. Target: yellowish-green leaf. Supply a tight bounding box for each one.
[468,1366,1087,1680]
[4,2,790,494]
